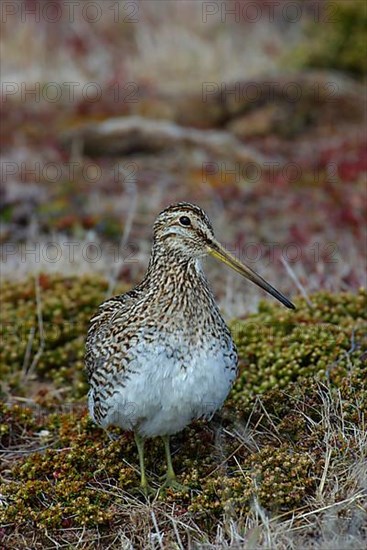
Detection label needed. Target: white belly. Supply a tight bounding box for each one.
[89,336,237,437]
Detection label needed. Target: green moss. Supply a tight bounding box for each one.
[229,289,366,408]
[0,276,366,539]
[0,404,136,529]
[0,274,126,399]
[190,445,315,518]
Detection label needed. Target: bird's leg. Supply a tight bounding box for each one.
[160,435,188,492]
[134,432,152,495]
[163,435,176,482]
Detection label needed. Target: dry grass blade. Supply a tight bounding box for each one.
[280,256,313,308]
[24,275,45,376]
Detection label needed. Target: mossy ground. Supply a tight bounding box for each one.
[1,275,366,548]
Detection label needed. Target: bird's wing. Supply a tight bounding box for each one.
[84,289,140,380]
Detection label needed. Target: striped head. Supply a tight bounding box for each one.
[152,202,295,309]
[153,202,215,259]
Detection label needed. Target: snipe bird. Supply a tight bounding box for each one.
[85,203,295,493]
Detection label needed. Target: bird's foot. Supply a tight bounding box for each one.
[130,482,156,498]
[160,476,189,493]
[141,483,156,497]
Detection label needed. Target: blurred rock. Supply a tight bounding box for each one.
[62,116,272,165]
[136,71,365,136]
[223,71,365,139]
[228,105,279,138]
[62,72,365,151]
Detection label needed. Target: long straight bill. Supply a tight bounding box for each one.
[207,241,295,309]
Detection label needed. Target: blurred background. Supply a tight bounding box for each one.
[1,3,366,544]
[1,0,366,315]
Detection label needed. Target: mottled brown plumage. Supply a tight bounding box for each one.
[85,202,294,493]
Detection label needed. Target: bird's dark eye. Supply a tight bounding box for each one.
[179,216,191,226]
